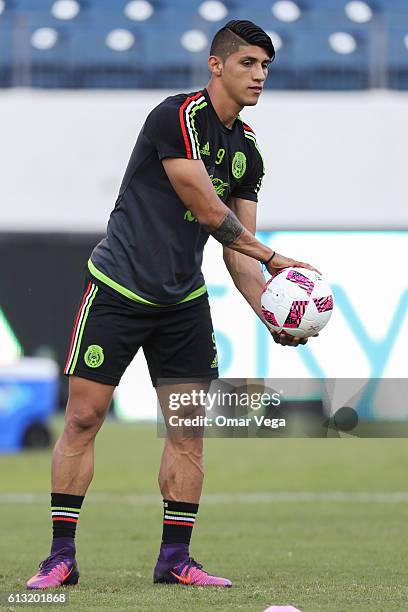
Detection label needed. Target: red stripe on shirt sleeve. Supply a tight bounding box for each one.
[243,122,255,133]
[178,92,203,159]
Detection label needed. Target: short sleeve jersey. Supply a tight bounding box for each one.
[89,88,265,306]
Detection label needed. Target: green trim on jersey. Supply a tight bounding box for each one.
[240,118,266,192]
[239,117,264,157]
[88,259,207,308]
[190,100,208,159]
[243,129,260,152]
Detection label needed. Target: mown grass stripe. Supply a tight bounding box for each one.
[3,492,408,504]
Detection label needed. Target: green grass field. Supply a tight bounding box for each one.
[1,419,408,611]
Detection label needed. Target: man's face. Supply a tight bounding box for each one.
[218,45,271,107]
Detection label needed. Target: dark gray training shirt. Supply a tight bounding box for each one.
[89,88,264,307]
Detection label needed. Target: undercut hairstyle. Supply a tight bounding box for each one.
[210,19,275,62]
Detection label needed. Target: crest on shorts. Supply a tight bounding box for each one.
[232,151,246,179]
[84,344,104,368]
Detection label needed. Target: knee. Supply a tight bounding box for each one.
[65,399,106,436]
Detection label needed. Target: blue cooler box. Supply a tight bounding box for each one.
[0,358,59,453]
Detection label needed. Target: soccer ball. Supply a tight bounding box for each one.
[261,267,334,338]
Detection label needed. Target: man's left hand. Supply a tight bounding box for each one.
[269,329,319,347]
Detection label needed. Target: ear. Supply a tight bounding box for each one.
[208,55,223,77]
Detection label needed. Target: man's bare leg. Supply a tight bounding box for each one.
[26,375,114,589]
[158,435,204,502]
[157,381,207,502]
[153,382,231,587]
[52,376,115,495]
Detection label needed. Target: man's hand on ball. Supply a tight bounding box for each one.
[266,252,321,277]
[271,329,308,346]
[268,327,319,347]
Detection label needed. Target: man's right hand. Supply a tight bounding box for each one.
[266,252,321,277]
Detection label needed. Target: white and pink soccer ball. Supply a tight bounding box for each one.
[261,267,334,339]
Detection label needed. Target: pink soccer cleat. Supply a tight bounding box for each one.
[154,556,232,587]
[26,550,79,589]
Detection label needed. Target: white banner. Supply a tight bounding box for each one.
[115,231,408,421]
[1,90,407,231]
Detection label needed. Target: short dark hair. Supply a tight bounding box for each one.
[210,19,275,62]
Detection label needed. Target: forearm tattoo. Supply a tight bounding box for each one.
[211,211,245,246]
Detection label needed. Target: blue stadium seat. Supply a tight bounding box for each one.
[291,26,370,89]
[308,0,358,10]
[374,0,408,10]
[64,25,140,88]
[13,11,68,59]
[1,0,408,89]
[15,0,54,9]
[386,25,408,89]
[0,17,13,87]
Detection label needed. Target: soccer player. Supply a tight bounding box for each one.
[27,20,319,589]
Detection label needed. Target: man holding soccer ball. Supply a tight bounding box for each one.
[27,20,319,589]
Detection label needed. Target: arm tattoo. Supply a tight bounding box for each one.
[211,210,245,246]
